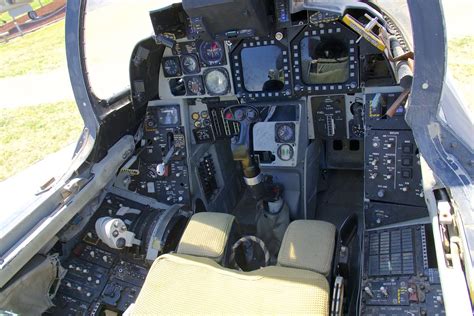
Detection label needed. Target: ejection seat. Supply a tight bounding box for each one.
[127,212,336,315]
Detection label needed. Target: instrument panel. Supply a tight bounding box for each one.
[161,40,232,98]
[159,13,366,102]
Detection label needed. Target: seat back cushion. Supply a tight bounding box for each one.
[278,220,336,276]
[177,212,235,262]
[132,254,329,315]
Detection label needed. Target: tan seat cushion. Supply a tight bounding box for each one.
[132,253,329,315]
[177,212,235,262]
[278,220,336,276]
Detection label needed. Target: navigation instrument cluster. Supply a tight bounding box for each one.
[161,40,231,98]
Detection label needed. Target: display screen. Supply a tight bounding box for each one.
[157,106,180,126]
[241,45,285,92]
[300,36,349,85]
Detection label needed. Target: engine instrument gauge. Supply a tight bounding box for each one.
[184,76,205,96]
[162,57,181,77]
[246,108,258,122]
[275,123,295,143]
[277,144,294,161]
[181,54,200,74]
[234,109,246,121]
[199,41,226,66]
[204,68,230,95]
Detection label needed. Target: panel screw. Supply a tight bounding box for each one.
[275,32,284,41]
[422,82,429,89]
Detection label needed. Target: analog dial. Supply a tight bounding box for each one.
[184,76,205,96]
[199,41,225,66]
[181,54,200,74]
[162,57,181,77]
[277,144,294,161]
[204,68,230,95]
[276,123,295,143]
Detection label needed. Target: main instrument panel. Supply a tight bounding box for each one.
[161,40,233,98]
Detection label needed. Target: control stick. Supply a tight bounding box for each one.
[224,105,290,257]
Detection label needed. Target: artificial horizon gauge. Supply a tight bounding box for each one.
[277,144,294,161]
[181,54,200,74]
[199,41,226,66]
[204,68,230,95]
[162,57,182,77]
[184,76,205,96]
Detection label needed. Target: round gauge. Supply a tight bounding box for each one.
[144,117,156,130]
[204,68,230,95]
[276,123,295,143]
[199,41,225,66]
[234,109,246,121]
[277,144,294,161]
[185,76,205,95]
[181,54,200,74]
[162,57,181,77]
[246,108,258,122]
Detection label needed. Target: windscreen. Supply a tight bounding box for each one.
[300,36,349,85]
[241,45,285,92]
[84,0,178,99]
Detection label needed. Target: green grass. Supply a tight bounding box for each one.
[0,19,65,78]
[0,101,83,181]
[0,0,54,24]
[447,36,474,109]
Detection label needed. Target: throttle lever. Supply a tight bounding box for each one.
[156,145,176,177]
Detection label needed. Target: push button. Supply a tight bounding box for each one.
[402,157,413,166]
[401,168,412,179]
[402,143,413,154]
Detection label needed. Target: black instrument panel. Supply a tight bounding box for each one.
[161,14,365,101]
[163,40,231,97]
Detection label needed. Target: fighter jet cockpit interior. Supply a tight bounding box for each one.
[1,0,470,315]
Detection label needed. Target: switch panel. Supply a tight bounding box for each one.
[364,130,425,206]
[131,105,191,205]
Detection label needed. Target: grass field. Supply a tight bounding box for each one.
[448,36,474,108]
[0,101,83,181]
[0,19,65,78]
[0,0,54,24]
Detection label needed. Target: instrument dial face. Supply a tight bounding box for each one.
[276,123,295,143]
[277,144,294,161]
[162,57,181,77]
[199,41,225,66]
[234,109,246,121]
[204,68,230,95]
[181,54,200,74]
[184,76,205,96]
[246,108,258,122]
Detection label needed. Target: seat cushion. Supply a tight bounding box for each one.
[278,220,336,276]
[177,212,235,262]
[132,253,329,315]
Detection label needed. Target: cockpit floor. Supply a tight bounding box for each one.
[315,169,363,313]
[315,169,364,227]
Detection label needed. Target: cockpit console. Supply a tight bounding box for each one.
[22,1,450,315]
